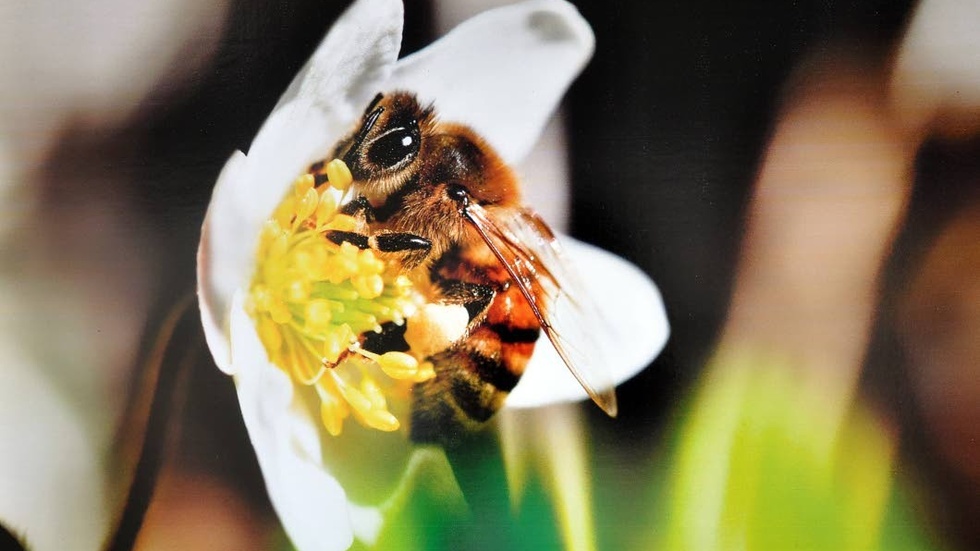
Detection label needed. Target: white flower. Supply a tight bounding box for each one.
[196,0,668,549]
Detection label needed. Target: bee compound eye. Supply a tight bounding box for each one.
[366,126,419,169]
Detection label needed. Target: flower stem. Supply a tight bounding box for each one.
[105,293,198,551]
[443,426,518,546]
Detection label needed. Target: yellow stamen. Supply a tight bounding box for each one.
[332,371,400,432]
[379,352,421,379]
[295,187,320,225]
[315,190,337,227]
[248,159,423,436]
[326,158,353,190]
[354,348,422,381]
[294,173,315,196]
[316,385,349,437]
[361,376,388,410]
[326,214,361,232]
[352,273,385,300]
[256,317,283,353]
[415,361,437,383]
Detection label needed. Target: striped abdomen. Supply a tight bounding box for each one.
[409,248,540,447]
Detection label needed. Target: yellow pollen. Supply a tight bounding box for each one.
[326,158,354,190]
[248,159,423,436]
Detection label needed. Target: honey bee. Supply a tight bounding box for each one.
[312,92,616,446]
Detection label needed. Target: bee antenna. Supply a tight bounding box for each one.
[364,92,384,114]
[343,104,385,166]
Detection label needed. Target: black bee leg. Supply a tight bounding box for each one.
[324,230,370,249]
[339,195,373,217]
[374,233,431,253]
[324,229,432,262]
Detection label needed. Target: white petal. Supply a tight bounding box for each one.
[387,0,594,163]
[199,103,334,374]
[347,503,383,546]
[197,150,246,373]
[892,0,980,131]
[276,0,404,118]
[506,237,669,408]
[197,0,405,370]
[231,295,353,551]
[229,293,353,551]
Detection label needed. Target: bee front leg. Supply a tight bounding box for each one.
[324,229,432,255]
[329,195,433,264]
[338,195,373,218]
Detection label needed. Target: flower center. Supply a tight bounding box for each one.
[246,159,435,436]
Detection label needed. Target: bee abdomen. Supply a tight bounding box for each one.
[486,323,540,344]
[409,325,539,447]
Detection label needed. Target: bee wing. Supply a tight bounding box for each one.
[464,203,619,417]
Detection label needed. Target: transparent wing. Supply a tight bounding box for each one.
[464,203,618,417]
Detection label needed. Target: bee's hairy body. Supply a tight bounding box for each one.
[319,92,539,446]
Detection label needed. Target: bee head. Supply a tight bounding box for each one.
[334,92,434,203]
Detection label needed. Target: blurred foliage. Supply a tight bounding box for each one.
[270,351,946,550]
[364,448,467,550]
[274,441,577,551]
[644,354,940,551]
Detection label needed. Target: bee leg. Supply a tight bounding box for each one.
[324,230,370,250]
[374,232,432,253]
[338,195,373,218]
[324,230,431,254]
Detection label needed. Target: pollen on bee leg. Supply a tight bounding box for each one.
[404,303,469,358]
